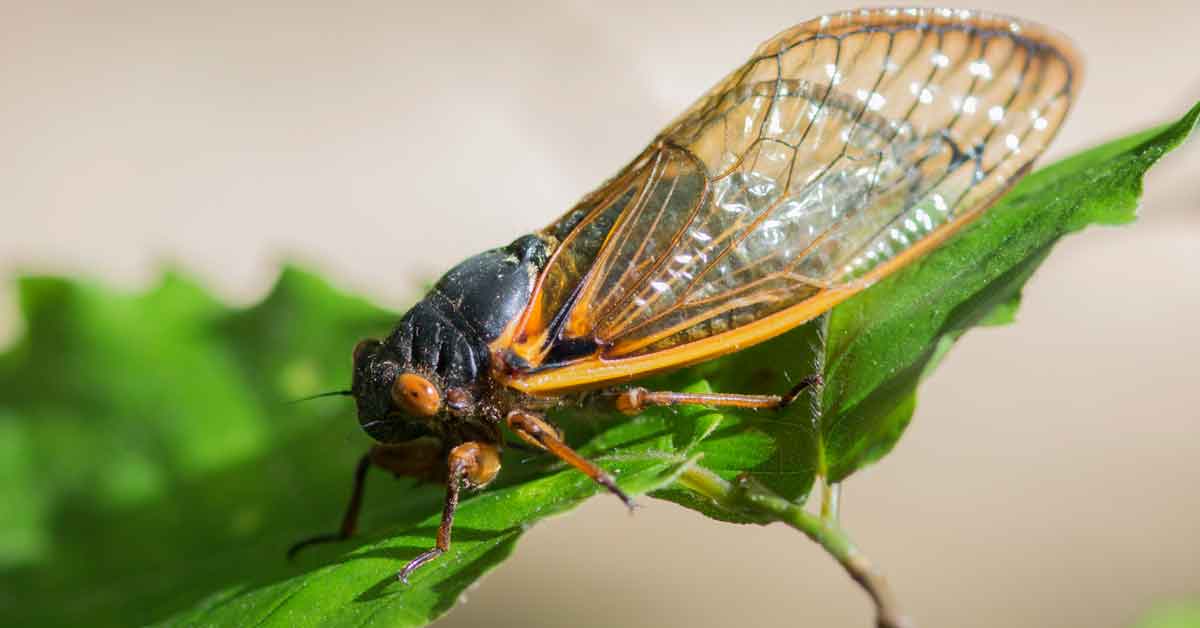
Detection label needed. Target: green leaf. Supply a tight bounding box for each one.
[0,102,1195,627]
[166,456,694,628]
[0,269,396,626]
[1136,602,1200,628]
[814,101,1199,481]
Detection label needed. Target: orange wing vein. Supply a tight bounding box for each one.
[498,7,1080,393]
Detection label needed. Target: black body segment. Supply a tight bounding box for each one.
[350,234,552,440]
[431,233,549,342]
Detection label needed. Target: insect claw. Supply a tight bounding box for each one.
[398,547,445,584]
[591,469,636,511]
[778,373,825,408]
[606,481,637,512]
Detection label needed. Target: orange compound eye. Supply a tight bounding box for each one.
[391,373,442,417]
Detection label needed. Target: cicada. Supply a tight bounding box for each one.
[291,7,1080,581]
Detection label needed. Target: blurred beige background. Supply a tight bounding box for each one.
[1,1,1197,627]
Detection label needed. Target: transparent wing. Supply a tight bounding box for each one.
[505,8,1079,377]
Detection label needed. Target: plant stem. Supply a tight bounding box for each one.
[820,478,842,521]
[678,466,913,628]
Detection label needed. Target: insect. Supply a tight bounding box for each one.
[290,7,1079,581]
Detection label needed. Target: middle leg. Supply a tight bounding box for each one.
[506,410,635,510]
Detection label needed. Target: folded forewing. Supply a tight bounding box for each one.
[504,8,1078,389]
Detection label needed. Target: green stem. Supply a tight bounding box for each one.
[678,466,912,628]
[820,478,841,521]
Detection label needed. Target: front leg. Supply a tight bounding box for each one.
[506,410,635,510]
[397,441,501,583]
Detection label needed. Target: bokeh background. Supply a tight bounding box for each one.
[1,1,1197,626]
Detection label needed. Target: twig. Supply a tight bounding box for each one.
[678,466,913,628]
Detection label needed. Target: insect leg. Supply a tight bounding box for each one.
[287,437,443,559]
[287,452,372,559]
[614,374,822,415]
[398,441,501,583]
[505,410,635,511]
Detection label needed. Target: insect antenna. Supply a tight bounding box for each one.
[286,389,354,405]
